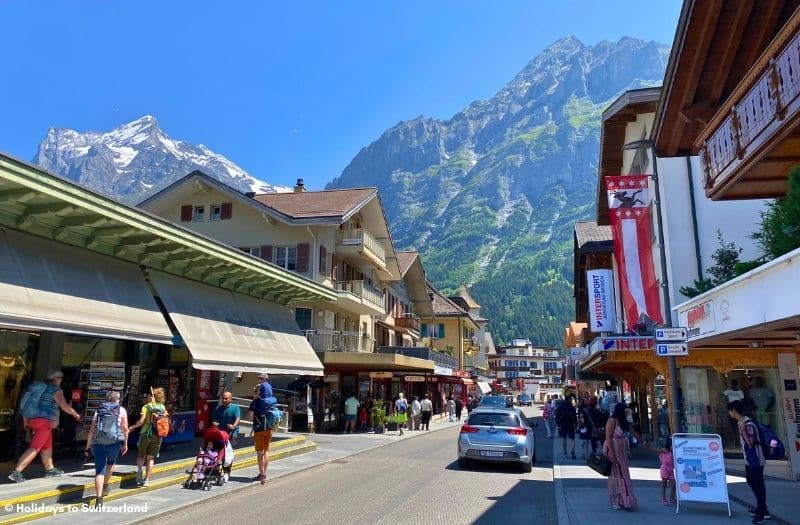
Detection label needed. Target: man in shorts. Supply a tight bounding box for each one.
[343,393,359,433]
[248,378,274,485]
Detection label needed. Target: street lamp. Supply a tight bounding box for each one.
[621,138,680,436]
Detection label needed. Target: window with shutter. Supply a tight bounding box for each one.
[260,245,273,263]
[180,205,193,222]
[296,243,309,272]
[420,324,428,337]
[220,202,232,220]
[438,323,445,338]
[319,246,327,275]
[330,253,337,281]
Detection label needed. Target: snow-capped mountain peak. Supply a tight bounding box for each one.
[33,116,291,201]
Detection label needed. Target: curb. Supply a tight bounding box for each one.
[0,436,311,525]
[552,439,571,525]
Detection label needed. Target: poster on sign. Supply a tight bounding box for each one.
[672,433,731,517]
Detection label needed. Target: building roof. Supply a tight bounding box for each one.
[574,221,613,251]
[396,250,418,277]
[428,283,468,317]
[254,188,376,221]
[455,285,481,308]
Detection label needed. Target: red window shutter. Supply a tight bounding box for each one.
[330,253,337,281]
[180,205,192,222]
[319,246,327,274]
[260,245,273,263]
[220,202,233,220]
[296,243,309,272]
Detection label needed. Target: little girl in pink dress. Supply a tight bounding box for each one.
[659,438,675,506]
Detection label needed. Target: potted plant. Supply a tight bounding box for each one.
[385,413,400,432]
[371,402,387,434]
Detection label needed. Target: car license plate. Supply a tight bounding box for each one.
[480,450,503,457]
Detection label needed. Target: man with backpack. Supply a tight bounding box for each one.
[555,395,578,459]
[8,370,81,483]
[128,388,169,487]
[84,390,128,506]
[728,400,771,524]
[248,378,277,486]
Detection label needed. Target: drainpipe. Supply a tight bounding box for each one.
[686,157,704,278]
[306,226,318,277]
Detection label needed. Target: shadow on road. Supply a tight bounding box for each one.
[475,479,558,525]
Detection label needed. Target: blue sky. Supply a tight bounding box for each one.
[0,1,682,189]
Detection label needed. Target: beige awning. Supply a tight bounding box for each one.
[0,228,173,344]
[150,271,323,375]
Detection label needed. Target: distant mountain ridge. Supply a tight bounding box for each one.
[33,115,290,202]
[328,36,669,346]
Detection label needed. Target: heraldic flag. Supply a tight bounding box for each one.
[605,175,663,328]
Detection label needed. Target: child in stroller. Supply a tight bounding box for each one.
[183,428,233,490]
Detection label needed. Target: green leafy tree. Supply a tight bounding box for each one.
[751,166,800,259]
[679,231,742,298]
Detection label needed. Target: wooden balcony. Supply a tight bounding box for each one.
[335,229,387,270]
[335,280,385,315]
[394,314,420,332]
[698,11,800,200]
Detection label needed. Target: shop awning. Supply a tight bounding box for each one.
[150,271,323,375]
[0,228,173,344]
[460,378,474,385]
[477,381,492,394]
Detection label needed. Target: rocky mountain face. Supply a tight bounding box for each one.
[328,36,669,346]
[33,115,288,202]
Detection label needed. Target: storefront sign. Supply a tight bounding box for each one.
[194,369,213,433]
[369,371,393,379]
[656,343,689,357]
[599,336,654,351]
[587,269,616,332]
[404,375,426,382]
[672,433,731,516]
[71,389,83,403]
[452,370,471,378]
[679,300,716,337]
[434,365,452,376]
[325,373,340,382]
[777,353,800,479]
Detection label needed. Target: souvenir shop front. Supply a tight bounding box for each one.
[316,351,435,431]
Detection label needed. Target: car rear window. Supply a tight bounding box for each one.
[479,397,506,406]
[467,413,520,427]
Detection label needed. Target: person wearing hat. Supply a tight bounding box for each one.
[8,370,81,482]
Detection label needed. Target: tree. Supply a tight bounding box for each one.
[679,231,742,298]
[751,166,800,259]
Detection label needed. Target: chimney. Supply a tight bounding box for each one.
[294,178,306,193]
[244,191,256,198]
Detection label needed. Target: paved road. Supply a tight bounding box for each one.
[158,409,555,525]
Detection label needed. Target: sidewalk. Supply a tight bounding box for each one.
[0,414,464,524]
[552,433,798,525]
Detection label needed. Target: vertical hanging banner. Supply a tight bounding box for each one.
[605,175,663,328]
[586,269,616,332]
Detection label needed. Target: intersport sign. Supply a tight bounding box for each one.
[587,269,616,332]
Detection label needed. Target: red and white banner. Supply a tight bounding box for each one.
[606,175,663,328]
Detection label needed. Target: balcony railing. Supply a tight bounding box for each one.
[698,13,800,198]
[305,330,373,353]
[336,280,384,309]
[394,314,420,332]
[375,346,457,369]
[336,229,387,266]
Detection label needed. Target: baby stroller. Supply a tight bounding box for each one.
[183,428,234,491]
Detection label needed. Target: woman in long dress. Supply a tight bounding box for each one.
[604,402,638,511]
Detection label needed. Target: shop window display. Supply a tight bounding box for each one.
[680,367,786,458]
[0,331,38,437]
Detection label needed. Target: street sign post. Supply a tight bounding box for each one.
[655,327,688,341]
[656,343,689,357]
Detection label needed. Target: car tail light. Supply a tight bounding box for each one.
[506,427,528,436]
[460,425,480,434]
